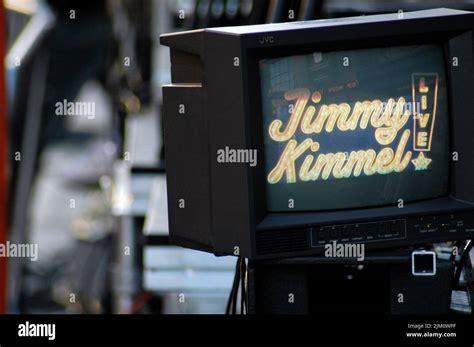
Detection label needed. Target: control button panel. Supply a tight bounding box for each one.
[310,212,474,249]
[412,213,471,234]
[311,219,406,247]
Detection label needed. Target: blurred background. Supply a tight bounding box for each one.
[3,0,474,314]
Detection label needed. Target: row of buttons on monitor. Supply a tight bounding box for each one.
[414,215,473,233]
[311,220,405,246]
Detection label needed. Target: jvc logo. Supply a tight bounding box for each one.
[259,36,275,45]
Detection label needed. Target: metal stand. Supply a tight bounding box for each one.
[248,249,453,314]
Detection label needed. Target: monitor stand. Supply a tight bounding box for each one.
[247,249,454,314]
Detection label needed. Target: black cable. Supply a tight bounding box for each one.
[240,258,244,314]
[232,260,241,314]
[226,257,249,314]
[242,258,248,314]
[244,258,249,313]
[226,259,236,314]
[454,240,473,288]
[240,258,248,314]
[226,257,241,314]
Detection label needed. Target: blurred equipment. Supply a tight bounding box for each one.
[270,0,302,22]
[6,0,56,312]
[7,0,116,313]
[0,0,9,314]
[323,0,474,17]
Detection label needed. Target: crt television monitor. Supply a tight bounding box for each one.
[161,8,474,260]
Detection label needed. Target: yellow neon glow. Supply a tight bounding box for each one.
[268,89,410,145]
[268,130,413,184]
[411,152,432,171]
[265,86,437,184]
[412,73,439,152]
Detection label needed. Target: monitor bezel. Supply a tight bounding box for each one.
[243,27,474,233]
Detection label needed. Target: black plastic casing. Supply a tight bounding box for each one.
[161,9,474,260]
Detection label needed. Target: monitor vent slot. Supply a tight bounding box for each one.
[256,229,309,255]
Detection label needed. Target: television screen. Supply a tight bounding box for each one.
[260,45,450,212]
